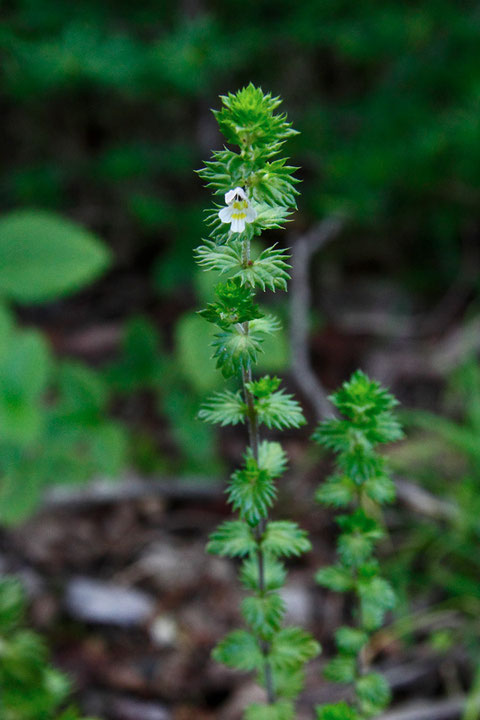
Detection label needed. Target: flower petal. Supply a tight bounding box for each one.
[231,217,246,233]
[225,187,247,205]
[219,206,233,223]
[245,205,257,223]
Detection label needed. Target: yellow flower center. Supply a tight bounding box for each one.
[231,199,248,220]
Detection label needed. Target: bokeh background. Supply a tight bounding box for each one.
[2,2,480,718]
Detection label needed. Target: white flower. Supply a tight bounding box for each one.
[218,187,257,233]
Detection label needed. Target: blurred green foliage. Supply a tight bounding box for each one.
[0,210,128,524]
[1,0,478,297]
[0,576,96,719]
[1,0,478,517]
[0,211,110,303]
[390,360,480,661]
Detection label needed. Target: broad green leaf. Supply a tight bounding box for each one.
[57,362,108,419]
[175,313,220,392]
[0,210,110,303]
[0,466,46,525]
[107,316,164,392]
[0,330,51,446]
[0,303,13,361]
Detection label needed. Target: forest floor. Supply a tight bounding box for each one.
[1,462,467,720]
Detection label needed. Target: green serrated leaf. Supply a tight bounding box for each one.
[364,473,396,504]
[198,390,246,426]
[316,475,356,507]
[316,701,360,720]
[213,84,297,158]
[207,520,256,557]
[323,655,357,684]
[268,665,306,699]
[262,521,311,558]
[315,565,354,593]
[211,326,262,378]
[247,375,282,398]
[337,510,384,567]
[358,577,396,631]
[240,555,287,592]
[241,593,285,638]
[213,629,262,671]
[199,277,264,330]
[228,458,277,524]
[355,672,391,715]
[254,440,288,478]
[330,370,398,421]
[335,626,368,655]
[255,389,306,430]
[269,627,320,670]
[195,240,291,292]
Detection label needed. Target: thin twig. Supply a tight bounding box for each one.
[290,217,344,419]
[322,235,478,342]
[43,475,222,509]
[379,694,470,720]
[395,477,459,521]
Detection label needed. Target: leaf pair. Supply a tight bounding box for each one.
[199,376,305,429]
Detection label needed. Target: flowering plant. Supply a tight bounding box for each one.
[195,85,402,720]
[196,84,320,719]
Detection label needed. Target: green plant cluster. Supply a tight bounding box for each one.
[0,576,96,720]
[0,211,130,524]
[313,371,403,720]
[2,1,476,298]
[389,359,480,666]
[0,207,233,525]
[197,85,320,719]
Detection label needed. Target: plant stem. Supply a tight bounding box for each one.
[241,234,276,705]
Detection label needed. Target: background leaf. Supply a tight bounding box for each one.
[0,210,110,303]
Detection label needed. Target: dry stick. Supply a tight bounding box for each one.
[290,217,344,419]
[378,694,472,720]
[43,473,458,527]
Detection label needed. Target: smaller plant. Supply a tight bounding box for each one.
[313,371,403,720]
[0,576,96,720]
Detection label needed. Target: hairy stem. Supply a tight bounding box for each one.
[241,236,276,705]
